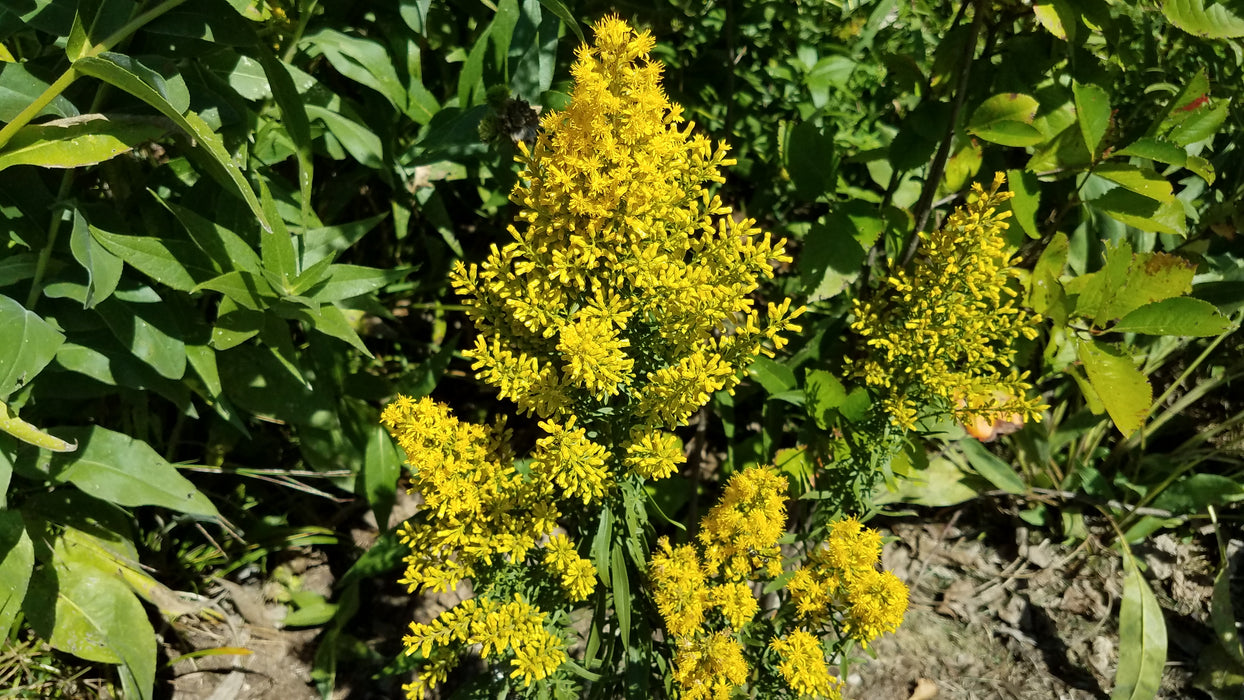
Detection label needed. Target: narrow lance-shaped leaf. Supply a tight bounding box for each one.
[1112,546,1167,700]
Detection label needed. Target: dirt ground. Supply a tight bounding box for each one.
[155,500,1241,700]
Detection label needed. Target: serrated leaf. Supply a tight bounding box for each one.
[959,438,1026,494]
[1102,251,1196,323]
[1069,240,1132,323]
[1033,0,1076,41]
[1095,164,1174,203]
[1076,339,1151,438]
[1029,232,1069,323]
[1089,189,1186,237]
[1110,297,1234,337]
[1115,137,1215,186]
[1168,100,1229,147]
[0,510,33,641]
[967,93,1043,147]
[0,293,65,399]
[1112,548,1167,700]
[784,121,837,201]
[1161,0,1244,38]
[22,426,219,517]
[1007,168,1041,239]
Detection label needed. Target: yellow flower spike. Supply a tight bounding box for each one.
[770,629,842,699]
[851,172,1045,431]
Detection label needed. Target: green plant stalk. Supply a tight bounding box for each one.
[282,0,320,64]
[24,173,75,309]
[0,0,187,150]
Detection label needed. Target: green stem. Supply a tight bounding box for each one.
[0,0,187,151]
[24,173,76,309]
[282,0,320,64]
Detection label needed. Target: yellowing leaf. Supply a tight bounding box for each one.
[1076,339,1151,437]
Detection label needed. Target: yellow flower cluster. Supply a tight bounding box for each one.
[649,468,787,698]
[698,467,788,579]
[849,172,1044,431]
[770,629,842,699]
[787,518,908,648]
[542,534,597,601]
[451,15,803,441]
[401,595,566,696]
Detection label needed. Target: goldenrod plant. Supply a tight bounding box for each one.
[381,17,910,698]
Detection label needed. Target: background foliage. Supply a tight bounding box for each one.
[0,0,1242,698]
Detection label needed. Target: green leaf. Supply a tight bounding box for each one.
[1110,298,1235,337]
[363,424,400,531]
[1007,169,1041,239]
[1073,81,1110,157]
[69,210,122,308]
[959,438,1025,495]
[89,224,211,291]
[1028,232,1069,324]
[159,198,262,274]
[1161,0,1244,38]
[73,53,270,233]
[591,507,612,586]
[97,293,187,380]
[308,264,409,304]
[0,115,167,171]
[306,105,384,169]
[784,121,837,201]
[1069,240,1132,323]
[185,343,222,397]
[23,426,219,517]
[1102,251,1196,323]
[1168,100,1229,147]
[537,0,585,44]
[967,93,1043,147]
[611,544,630,651]
[1151,473,1244,515]
[305,29,407,111]
[1089,188,1186,237]
[1,401,76,452]
[1112,547,1167,700]
[1116,137,1215,186]
[257,178,298,285]
[1094,164,1175,203]
[307,304,371,356]
[0,63,80,121]
[804,369,847,430]
[0,510,33,641]
[1076,339,1151,438]
[800,204,879,302]
[747,357,796,395]
[256,49,314,220]
[1212,561,1244,665]
[195,271,277,310]
[458,27,490,110]
[66,0,135,61]
[28,539,156,700]
[0,293,66,399]
[1033,0,1077,41]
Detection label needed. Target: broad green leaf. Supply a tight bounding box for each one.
[1007,169,1041,239]
[0,293,65,399]
[1026,123,1092,172]
[875,455,979,508]
[218,345,330,425]
[1112,548,1167,700]
[1089,189,1186,237]
[1116,137,1215,186]
[73,54,270,233]
[1161,0,1244,38]
[800,211,873,302]
[942,137,982,193]
[1,401,76,451]
[0,63,80,121]
[1151,473,1244,515]
[0,115,167,171]
[1102,251,1196,323]
[1168,100,1229,147]
[1111,298,1234,337]
[967,93,1043,147]
[24,426,219,516]
[27,540,156,700]
[97,293,186,380]
[804,369,847,430]
[611,543,630,650]
[959,438,1026,494]
[784,121,836,201]
[0,510,33,640]
[195,271,277,310]
[257,178,297,285]
[1029,232,1069,324]
[1076,339,1151,437]
[398,0,432,35]
[157,196,262,274]
[69,210,122,308]
[1073,81,1110,157]
[363,424,400,531]
[0,253,37,288]
[1068,240,1132,323]
[747,357,796,395]
[308,264,409,304]
[1033,0,1076,41]
[1094,164,1174,203]
[304,29,407,111]
[89,224,212,291]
